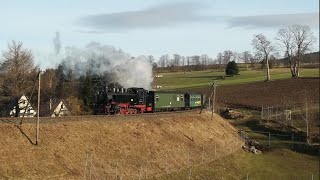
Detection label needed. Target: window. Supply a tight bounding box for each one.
[180,95,184,101]
[177,95,180,101]
[155,95,159,101]
[61,104,64,109]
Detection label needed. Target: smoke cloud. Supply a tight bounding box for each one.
[61,42,153,90]
[53,31,61,55]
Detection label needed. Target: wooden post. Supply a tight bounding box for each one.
[268,132,271,148]
[115,160,118,180]
[188,168,192,180]
[145,159,148,179]
[214,143,216,158]
[187,149,190,165]
[201,146,204,164]
[89,154,92,180]
[36,71,41,145]
[165,155,168,173]
[83,153,88,179]
[138,165,142,180]
[212,81,216,113]
[291,134,294,149]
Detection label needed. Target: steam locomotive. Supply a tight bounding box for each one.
[94,84,205,115]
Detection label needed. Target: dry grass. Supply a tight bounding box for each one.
[0,111,242,179]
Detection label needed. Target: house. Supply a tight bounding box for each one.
[40,99,71,117]
[9,95,37,117]
[51,100,71,117]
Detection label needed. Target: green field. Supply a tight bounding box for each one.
[154,68,319,90]
[159,148,319,180]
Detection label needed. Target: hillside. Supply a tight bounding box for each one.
[0,111,242,179]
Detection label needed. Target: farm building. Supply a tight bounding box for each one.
[9,95,37,117]
[40,99,71,117]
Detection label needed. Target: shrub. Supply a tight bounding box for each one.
[225,61,239,77]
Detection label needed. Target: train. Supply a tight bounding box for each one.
[94,84,206,115]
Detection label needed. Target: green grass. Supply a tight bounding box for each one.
[158,149,319,180]
[154,68,319,90]
[157,113,319,180]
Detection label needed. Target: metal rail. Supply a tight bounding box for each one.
[0,109,202,125]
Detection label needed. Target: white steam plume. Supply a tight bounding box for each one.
[53,31,61,55]
[62,42,153,90]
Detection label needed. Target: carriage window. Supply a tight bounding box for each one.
[155,95,159,101]
[180,95,184,101]
[177,95,180,101]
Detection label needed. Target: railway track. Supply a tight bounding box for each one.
[0,108,206,125]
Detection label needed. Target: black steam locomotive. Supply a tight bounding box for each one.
[94,83,205,115]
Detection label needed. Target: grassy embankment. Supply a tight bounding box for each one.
[0,112,242,179]
[154,68,319,90]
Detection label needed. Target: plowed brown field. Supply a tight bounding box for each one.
[204,78,319,110]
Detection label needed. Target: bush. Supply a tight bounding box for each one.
[225,61,239,77]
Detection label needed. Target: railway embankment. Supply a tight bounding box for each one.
[0,111,242,179]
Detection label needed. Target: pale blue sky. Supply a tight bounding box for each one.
[0,0,319,69]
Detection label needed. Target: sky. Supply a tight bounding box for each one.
[0,0,319,69]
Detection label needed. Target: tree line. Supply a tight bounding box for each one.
[154,25,317,78]
[0,24,317,116]
[0,41,102,116]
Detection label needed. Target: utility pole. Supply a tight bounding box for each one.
[208,81,217,112]
[212,81,217,113]
[36,71,42,145]
[305,101,309,145]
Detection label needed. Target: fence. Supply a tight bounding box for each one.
[239,130,318,154]
[260,106,295,124]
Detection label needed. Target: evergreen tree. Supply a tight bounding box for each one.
[225,61,239,77]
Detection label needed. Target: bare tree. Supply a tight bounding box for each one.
[216,53,223,72]
[186,56,191,66]
[253,52,263,64]
[223,50,233,65]
[158,54,169,67]
[241,51,252,63]
[191,55,200,65]
[277,25,315,77]
[208,57,214,65]
[181,56,185,66]
[241,51,252,70]
[172,54,181,66]
[252,34,275,81]
[147,55,155,65]
[200,54,209,66]
[0,41,37,116]
[41,69,58,110]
